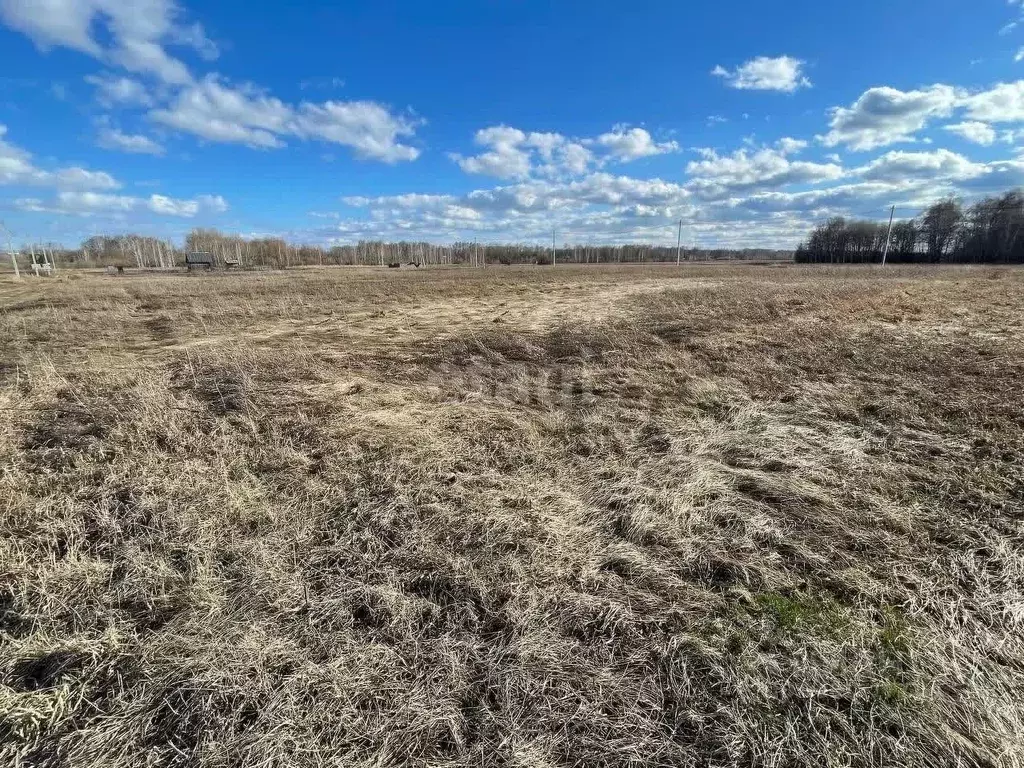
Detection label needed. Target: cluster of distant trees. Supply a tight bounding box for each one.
[16,229,790,269]
[796,190,1024,264]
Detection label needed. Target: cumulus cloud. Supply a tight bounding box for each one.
[17,190,228,217]
[291,101,421,162]
[3,4,422,164]
[855,149,985,183]
[328,118,1024,248]
[150,76,420,161]
[451,126,531,179]
[347,173,691,220]
[0,124,120,189]
[147,193,200,216]
[820,81,1024,150]
[195,194,228,212]
[819,84,959,151]
[943,121,997,145]
[149,76,291,148]
[961,80,1024,122]
[52,167,120,189]
[0,128,52,186]
[451,126,598,180]
[595,127,679,161]
[85,73,155,107]
[2,119,224,219]
[96,125,165,155]
[712,56,811,92]
[0,0,213,84]
[685,141,843,199]
[451,124,677,180]
[54,190,138,213]
[777,137,809,154]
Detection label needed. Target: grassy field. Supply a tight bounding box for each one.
[1,263,1022,767]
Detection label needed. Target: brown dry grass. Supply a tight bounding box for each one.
[1,263,1022,767]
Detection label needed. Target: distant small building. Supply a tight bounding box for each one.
[185,252,214,271]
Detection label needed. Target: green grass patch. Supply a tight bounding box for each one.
[751,591,852,637]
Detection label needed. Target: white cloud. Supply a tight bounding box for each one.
[171,21,218,61]
[1000,127,1024,144]
[0,125,50,186]
[685,142,843,199]
[149,76,290,148]
[712,56,811,92]
[555,141,593,175]
[819,84,959,150]
[3,3,422,164]
[451,126,597,180]
[112,37,191,85]
[147,193,198,216]
[195,194,228,213]
[0,0,213,84]
[943,121,997,145]
[97,126,165,155]
[17,189,228,217]
[85,73,155,107]
[961,80,1024,122]
[55,190,138,213]
[451,126,532,179]
[451,124,676,180]
[855,149,985,183]
[150,76,421,160]
[776,137,808,154]
[733,181,941,218]
[0,124,120,189]
[53,167,120,189]
[347,173,691,221]
[291,101,420,162]
[595,127,679,161]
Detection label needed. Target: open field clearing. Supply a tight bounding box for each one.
[1,264,1023,767]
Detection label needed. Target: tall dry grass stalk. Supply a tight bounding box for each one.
[0,264,1021,767]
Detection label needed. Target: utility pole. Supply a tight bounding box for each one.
[881,205,896,266]
[1,222,19,279]
[676,219,682,266]
[551,228,556,266]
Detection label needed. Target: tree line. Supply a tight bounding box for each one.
[796,189,1024,264]
[10,229,790,270]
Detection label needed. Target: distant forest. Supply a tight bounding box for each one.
[16,233,789,270]
[796,190,1024,264]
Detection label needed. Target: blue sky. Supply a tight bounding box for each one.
[3,0,1024,248]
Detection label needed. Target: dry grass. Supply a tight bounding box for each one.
[1,263,1022,767]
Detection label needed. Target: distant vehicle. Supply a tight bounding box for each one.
[185,252,214,271]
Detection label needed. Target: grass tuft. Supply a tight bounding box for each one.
[0,264,1022,767]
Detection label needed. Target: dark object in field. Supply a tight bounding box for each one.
[411,262,422,268]
[105,265,126,275]
[388,262,401,268]
[185,252,214,271]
